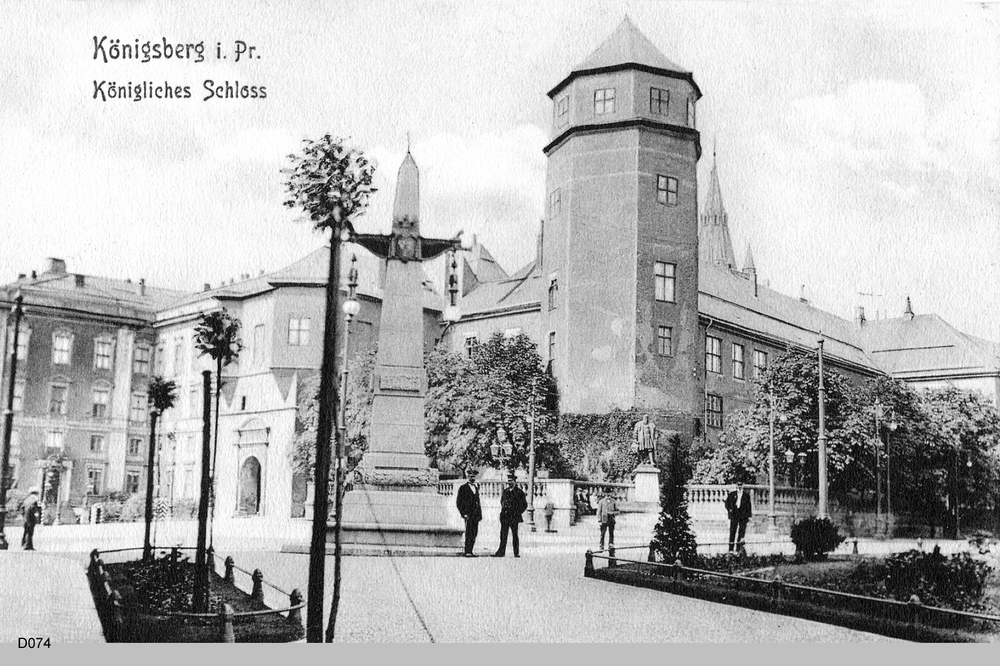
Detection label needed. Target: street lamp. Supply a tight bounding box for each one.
[767,391,788,535]
[442,252,461,326]
[785,449,808,522]
[0,290,25,550]
[490,437,514,475]
[886,411,898,521]
[526,377,539,532]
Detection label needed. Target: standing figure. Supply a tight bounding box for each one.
[456,469,483,557]
[725,481,753,552]
[494,473,527,557]
[20,487,42,551]
[633,415,657,466]
[597,490,619,550]
[543,497,556,532]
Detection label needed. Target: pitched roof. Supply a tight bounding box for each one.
[459,261,541,316]
[574,16,688,74]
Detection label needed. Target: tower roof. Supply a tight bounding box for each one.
[743,245,756,272]
[548,17,700,99]
[392,150,420,223]
[699,148,738,268]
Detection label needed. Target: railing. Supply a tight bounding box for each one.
[582,547,1000,635]
[437,478,560,500]
[88,546,304,643]
[572,481,632,503]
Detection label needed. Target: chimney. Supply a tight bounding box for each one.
[799,284,809,304]
[904,295,914,320]
[74,274,85,288]
[47,258,67,274]
[139,278,146,296]
[855,305,866,328]
[30,271,37,279]
[203,283,211,292]
[17,273,25,280]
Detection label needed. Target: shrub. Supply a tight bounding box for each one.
[884,547,992,611]
[790,517,844,560]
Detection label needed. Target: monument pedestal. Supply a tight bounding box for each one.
[633,464,661,503]
[333,487,463,549]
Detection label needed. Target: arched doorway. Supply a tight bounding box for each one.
[239,456,261,516]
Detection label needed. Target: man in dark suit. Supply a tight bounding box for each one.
[724,481,752,552]
[456,469,482,557]
[493,472,527,558]
[20,487,42,551]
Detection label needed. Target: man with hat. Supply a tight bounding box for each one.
[493,471,527,558]
[456,469,482,557]
[20,487,42,551]
[724,481,753,553]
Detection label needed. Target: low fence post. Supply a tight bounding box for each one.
[288,589,304,627]
[251,569,264,603]
[220,603,236,643]
[852,538,859,555]
[110,590,125,642]
[647,542,656,563]
[584,550,594,578]
[908,594,923,627]
[608,544,617,569]
[771,574,783,605]
[88,549,100,577]
[674,559,684,582]
[224,556,235,584]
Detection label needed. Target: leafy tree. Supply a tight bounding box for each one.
[143,376,177,561]
[556,409,643,482]
[650,433,698,564]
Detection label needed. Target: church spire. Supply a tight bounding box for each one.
[743,244,756,273]
[699,143,737,268]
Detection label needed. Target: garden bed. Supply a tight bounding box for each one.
[90,551,304,643]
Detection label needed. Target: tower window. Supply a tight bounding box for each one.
[706,394,723,429]
[650,87,669,115]
[594,88,616,115]
[548,274,558,311]
[732,343,745,380]
[288,317,311,346]
[657,175,678,206]
[555,94,569,128]
[687,97,696,128]
[706,335,722,375]
[657,326,672,356]
[654,262,676,303]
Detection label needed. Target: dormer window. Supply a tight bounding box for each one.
[687,97,696,128]
[594,88,616,115]
[555,94,569,128]
[650,87,669,115]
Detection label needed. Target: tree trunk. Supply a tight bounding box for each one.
[194,370,213,612]
[209,356,222,547]
[142,411,159,561]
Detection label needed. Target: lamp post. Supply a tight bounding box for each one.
[526,377,538,532]
[873,399,884,530]
[442,252,461,334]
[785,450,807,523]
[490,438,514,477]
[816,338,829,519]
[886,411,897,522]
[0,290,24,550]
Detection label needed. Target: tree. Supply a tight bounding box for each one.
[193,309,243,544]
[556,409,643,482]
[143,376,177,561]
[424,333,562,475]
[650,432,698,564]
[283,134,376,643]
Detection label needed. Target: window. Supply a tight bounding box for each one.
[240,395,247,411]
[52,331,72,365]
[124,470,141,495]
[654,262,676,303]
[650,87,669,115]
[687,97,696,128]
[94,337,113,370]
[548,331,556,363]
[657,175,678,206]
[548,274,558,311]
[288,317,310,346]
[555,94,569,127]
[253,324,265,366]
[86,467,104,495]
[7,325,30,360]
[49,384,68,415]
[89,434,105,454]
[732,343,746,380]
[657,326,672,356]
[189,384,201,416]
[133,343,151,375]
[46,431,65,450]
[706,335,722,375]
[12,379,25,412]
[92,386,110,418]
[706,394,723,428]
[753,350,769,380]
[130,392,147,423]
[549,189,561,218]
[173,337,183,376]
[127,437,142,457]
[594,87,615,115]
[464,334,479,358]
[154,343,164,375]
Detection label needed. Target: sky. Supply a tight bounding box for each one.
[3,0,999,340]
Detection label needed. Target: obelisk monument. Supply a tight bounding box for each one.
[336,150,463,549]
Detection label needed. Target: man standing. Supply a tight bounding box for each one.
[725,481,753,552]
[20,487,41,551]
[456,469,482,557]
[493,472,527,557]
[597,489,618,550]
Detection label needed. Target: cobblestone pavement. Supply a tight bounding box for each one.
[0,551,104,643]
[226,550,900,642]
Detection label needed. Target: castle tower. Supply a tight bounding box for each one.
[540,18,703,433]
[699,146,737,268]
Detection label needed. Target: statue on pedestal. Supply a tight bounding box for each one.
[632,414,657,466]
